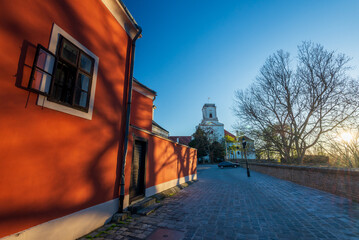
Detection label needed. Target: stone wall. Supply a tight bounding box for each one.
[248,163,359,202]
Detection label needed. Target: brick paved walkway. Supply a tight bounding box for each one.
[80,165,359,240]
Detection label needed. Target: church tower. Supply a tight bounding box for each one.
[202,104,218,122]
[198,103,224,141]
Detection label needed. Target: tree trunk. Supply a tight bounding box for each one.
[298,150,305,165]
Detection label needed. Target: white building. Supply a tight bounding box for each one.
[197,103,224,142]
[196,103,256,162]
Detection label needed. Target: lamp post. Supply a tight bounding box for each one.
[242,137,250,177]
[236,146,239,161]
[225,140,228,160]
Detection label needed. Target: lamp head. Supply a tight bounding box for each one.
[242,137,247,149]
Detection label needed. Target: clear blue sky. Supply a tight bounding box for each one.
[122,0,359,136]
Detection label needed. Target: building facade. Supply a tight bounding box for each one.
[0,1,196,239]
[225,134,256,160]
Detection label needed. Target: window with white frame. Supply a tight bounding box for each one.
[34,24,99,120]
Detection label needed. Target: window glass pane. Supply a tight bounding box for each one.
[36,49,55,74]
[75,90,88,108]
[52,84,72,104]
[53,85,63,100]
[54,64,66,85]
[64,89,73,104]
[61,41,79,65]
[54,63,76,87]
[80,54,93,73]
[52,62,76,104]
[77,73,90,91]
[48,36,95,111]
[65,69,76,88]
[32,69,52,94]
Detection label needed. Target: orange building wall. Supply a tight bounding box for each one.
[130,90,153,131]
[0,1,132,237]
[128,87,197,197]
[147,134,197,187]
[125,128,197,197]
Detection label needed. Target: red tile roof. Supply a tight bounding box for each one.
[169,136,192,146]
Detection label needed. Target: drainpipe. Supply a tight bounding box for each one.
[119,25,142,212]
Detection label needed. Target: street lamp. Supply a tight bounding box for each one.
[242,137,250,177]
[236,146,239,160]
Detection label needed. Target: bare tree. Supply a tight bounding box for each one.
[319,125,359,168]
[235,50,295,161]
[234,42,359,164]
[251,127,282,161]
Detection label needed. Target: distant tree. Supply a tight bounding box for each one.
[189,128,210,159]
[189,128,226,163]
[224,134,236,143]
[234,42,359,164]
[247,126,287,161]
[210,141,225,162]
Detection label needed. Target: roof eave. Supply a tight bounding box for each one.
[101,0,142,39]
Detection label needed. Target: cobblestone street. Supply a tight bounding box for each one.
[81,165,359,240]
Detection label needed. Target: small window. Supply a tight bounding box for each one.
[47,37,94,112]
[209,113,213,118]
[36,23,99,120]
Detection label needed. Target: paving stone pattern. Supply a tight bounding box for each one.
[80,165,359,240]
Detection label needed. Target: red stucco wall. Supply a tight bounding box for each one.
[125,128,197,196]
[130,90,153,131]
[0,1,196,238]
[128,89,197,197]
[0,1,132,237]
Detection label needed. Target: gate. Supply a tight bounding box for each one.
[129,140,146,202]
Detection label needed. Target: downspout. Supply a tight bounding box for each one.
[119,25,142,212]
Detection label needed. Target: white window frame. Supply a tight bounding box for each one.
[37,23,99,120]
